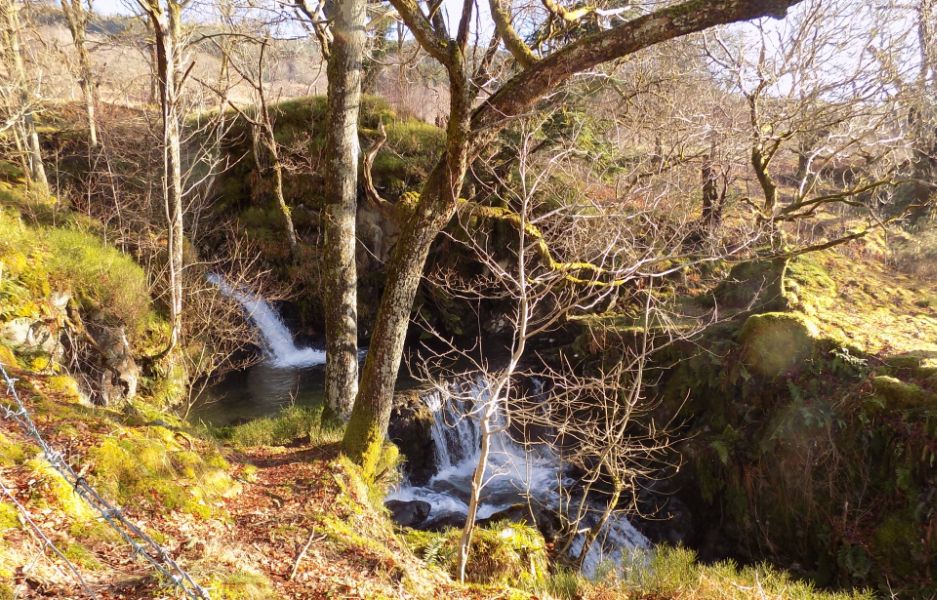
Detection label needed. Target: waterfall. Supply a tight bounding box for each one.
[208,274,327,368]
[387,377,650,578]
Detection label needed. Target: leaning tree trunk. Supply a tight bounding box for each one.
[322,0,366,419]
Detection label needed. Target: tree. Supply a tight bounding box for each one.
[321,0,367,419]
[294,0,368,418]
[60,0,99,149]
[219,36,300,252]
[342,0,808,475]
[704,0,910,244]
[0,0,48,192]
[137,0,188,352]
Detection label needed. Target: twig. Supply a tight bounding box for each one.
[288,529,322,581]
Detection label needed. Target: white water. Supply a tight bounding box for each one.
[208,274,327,368]
[388,378,650,578]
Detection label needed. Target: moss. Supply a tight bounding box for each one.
[0,433,28,467]
[201,569,276,600]
[0,345,17,368]
[871,375,935,408]
[785,254,838,315]
[871,512,920,580]
[62,542,103,571]
[87,426,239,519]
[46,374,86,404]
[146,360,188,407]
[713,258,788,311]
[0,502,19,533]
[403,521,548,589]
[739,312,820,377]
[25,458,96,521]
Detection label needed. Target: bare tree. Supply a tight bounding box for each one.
[704,0,911,245]
[410,113,746,579]
[216,35,300,251]
[343,0,808,475]
[60,0,99,148]
[136,0,188,352]
[0,0,48,191]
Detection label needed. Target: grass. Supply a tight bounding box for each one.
[0,199,156,338]
[618,547,874,600]
[211,405,343,447]
[87,424,238,519]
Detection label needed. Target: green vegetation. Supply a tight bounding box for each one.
[0,181,160,342]
[642,247,937,597]
[210,405,342,447]
[403,521,548,588]
[87,425,238,519]
[621,547,873,600]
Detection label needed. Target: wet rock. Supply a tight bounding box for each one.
[388,389,436,485]
[422,512,465,531]
[385,499,431,528]
[633,496,693,546]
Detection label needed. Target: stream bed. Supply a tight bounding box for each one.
[199,275,650,577]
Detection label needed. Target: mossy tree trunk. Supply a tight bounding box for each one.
[323,0,366,419]
[342,0,807,473]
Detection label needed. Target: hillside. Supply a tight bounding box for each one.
[0,167,888,599]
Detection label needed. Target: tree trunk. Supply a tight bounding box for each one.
[147,0,185,351]
[322,0,366,419]
[342,159,466,470]
[342,0,806,472]
[1,0,48,191]
[61,0,98,148]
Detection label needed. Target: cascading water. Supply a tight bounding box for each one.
[208,274,327,368]
[387,378,650,578]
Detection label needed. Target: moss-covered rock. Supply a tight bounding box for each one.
[713,259,788,311]
[739,312,819,377]
[871,375,935,408]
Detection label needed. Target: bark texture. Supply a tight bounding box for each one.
[323,0,367,419]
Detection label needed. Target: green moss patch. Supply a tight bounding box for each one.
[0,502,19,533]
[212,405,341,448]
[871,375,936,408]
[739,312,819,377]
[87,425,238,519]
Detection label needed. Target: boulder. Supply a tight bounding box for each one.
[739,312,819,377]
[385,499,431,528]
[95,325,139,406]
[388,389,436,485]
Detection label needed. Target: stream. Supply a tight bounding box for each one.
[201,275,650,577]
